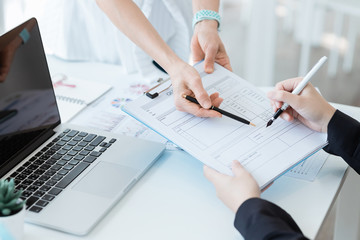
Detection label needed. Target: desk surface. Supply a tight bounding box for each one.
[24,56,358,239]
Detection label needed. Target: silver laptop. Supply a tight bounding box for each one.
[0,18,165,235]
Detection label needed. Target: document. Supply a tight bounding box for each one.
[52,75,112,122]
[70,88,169,146]
[123,62,327,188]
[285,150,328,181]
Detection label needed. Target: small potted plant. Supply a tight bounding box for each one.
[0,178,26,240]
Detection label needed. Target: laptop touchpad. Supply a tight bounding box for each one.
[73,162,138,199]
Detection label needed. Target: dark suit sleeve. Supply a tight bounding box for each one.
[234,198,309,240]
[323,110,360,174]
[233,110,360,239]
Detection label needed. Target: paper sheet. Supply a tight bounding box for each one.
[123,62,328,188]
[285,150,329,181]
[70,88,169,147]
[53,75,112,122]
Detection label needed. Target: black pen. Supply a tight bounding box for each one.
[183,95,256,127]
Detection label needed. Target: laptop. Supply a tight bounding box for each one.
[0,18,165,235]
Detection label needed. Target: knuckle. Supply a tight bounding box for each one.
[174,101,183,111]
[275,82,283,89]
[194,112,202,117]
[206,44,218,54]
[196,92,208,100]
[277,91,285,100]
[194,109,205,117]
[175,106,183,111]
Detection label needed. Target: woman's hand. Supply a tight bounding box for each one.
[191,20,232,73]
[168,60,223,117]
[267,78,336,132]
[204,160,260,213]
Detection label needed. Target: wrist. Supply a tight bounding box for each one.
[322,105,336,132]
[163,56,186,77]
[192,9,221,30]
[194,19,219,32]
[154,46,183,76]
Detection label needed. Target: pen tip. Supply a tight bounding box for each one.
[266,120,273,128]
[250,122,256,127]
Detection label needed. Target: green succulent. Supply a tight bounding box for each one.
[0,179,25,216]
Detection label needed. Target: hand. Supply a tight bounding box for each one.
[0,19,35,82]
[0,37,22,82]
[204,160,260,213]
[191,20,232,73]
[267,78,336,132]
[169,61,223,117]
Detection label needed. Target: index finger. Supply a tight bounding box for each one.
[179,97,222,118]
[188,78,212,109]
[275,77,303,92]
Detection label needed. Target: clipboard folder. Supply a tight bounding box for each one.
[123,62,328,189]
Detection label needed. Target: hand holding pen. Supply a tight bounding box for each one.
[266,57,336,133]
[266,56,328,127]
[183,95,256,126]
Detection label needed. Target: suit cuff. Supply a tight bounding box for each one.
[234,198,305,239]
[325,110,360,156]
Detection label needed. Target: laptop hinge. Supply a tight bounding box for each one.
[0,128,56,178]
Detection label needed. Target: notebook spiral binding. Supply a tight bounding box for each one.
[56,95,86,105]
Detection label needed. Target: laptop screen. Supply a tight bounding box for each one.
[0,19,61,176]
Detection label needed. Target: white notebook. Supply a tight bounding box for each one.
[123,62,327,189]
[52,75,112,122]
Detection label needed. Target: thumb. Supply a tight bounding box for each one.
[231,160,248,177]
[203,165,223,184]
[267,90,301,110]
[204,48,216,73]
[190,80,211,109]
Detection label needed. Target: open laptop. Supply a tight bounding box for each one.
[0,18,165,235]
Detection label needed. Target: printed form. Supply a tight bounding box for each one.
[123,62,328,188]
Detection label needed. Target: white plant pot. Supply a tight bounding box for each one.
[0,205,25,240]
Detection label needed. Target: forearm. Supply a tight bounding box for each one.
[324,110,360,173]
[192,0,220,30]
[235,198,308,240]
[192,0,219,13]
[96,0,182,73]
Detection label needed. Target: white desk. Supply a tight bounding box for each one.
[24,56,360,239]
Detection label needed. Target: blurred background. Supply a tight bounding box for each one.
[220,0,360,107]
[1,0,359,108]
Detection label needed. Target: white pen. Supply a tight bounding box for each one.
[266,56,328,127]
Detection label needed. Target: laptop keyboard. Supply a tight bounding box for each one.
[10,129,116,213]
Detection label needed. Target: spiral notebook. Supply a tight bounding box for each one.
[52,75,112,122]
